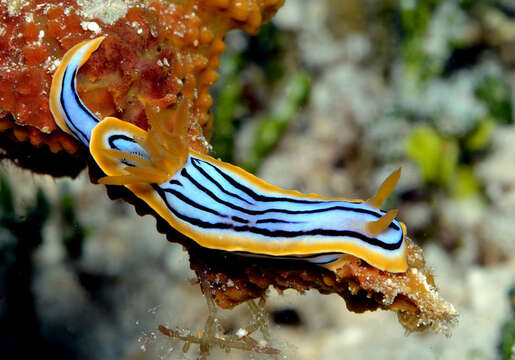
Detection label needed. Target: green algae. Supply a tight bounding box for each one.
[465,117,494,152]
[405,125,459,187]
[244,71,310,173]
[0,171,50,357]
[210,52,245,162]
[499,287,515,360]
[59,183,89,261]
[211,21,309,173]
[475,75,513,125]
[405,125,482,198]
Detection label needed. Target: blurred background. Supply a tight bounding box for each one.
[1,0,514,359]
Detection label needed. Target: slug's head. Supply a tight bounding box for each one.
[90,75,196,186]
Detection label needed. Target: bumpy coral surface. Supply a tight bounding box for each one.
[187,237,458,334]
[0,0,284,154]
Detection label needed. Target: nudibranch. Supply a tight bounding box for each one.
[50,37,408,274]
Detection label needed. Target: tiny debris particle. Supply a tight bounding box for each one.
[226,279,234,287]
[7,0,28,17]
[178,328,190,337]
[81,21,102,34]
[235,328,248,338]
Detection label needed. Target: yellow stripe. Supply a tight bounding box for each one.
[140,188,408,272]
[126,187,407,272]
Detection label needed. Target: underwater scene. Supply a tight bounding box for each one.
[0,0,514,359]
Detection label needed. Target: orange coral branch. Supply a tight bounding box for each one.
[0,0,284,155]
